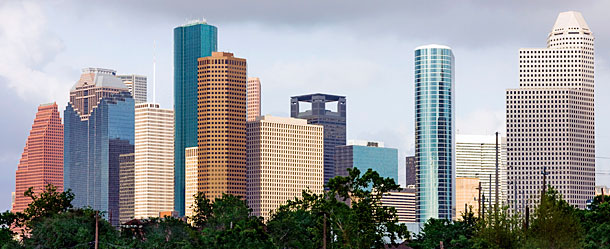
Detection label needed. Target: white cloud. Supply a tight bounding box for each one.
[457,109,506,137]
[0,0,68,103]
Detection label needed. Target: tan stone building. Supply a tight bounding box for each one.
[134,103,174,219]
[456,177,479,219]
[197,52,247,199]
[506,11,595,211]
[246,116,324,220]
[247,77,261,122]
[185,147,199,218]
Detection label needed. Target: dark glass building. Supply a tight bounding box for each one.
[174,20,217,215]
[291,93,346,186]
[64,68,134,227]
[406,156,416,186]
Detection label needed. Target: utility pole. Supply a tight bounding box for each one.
[542,166,548,196]
[477,181,482,218]
[95,210,99,249]
[495,132,499,214]
[481,195,485,220]
[489,174,492,216]
[322,213,327,249]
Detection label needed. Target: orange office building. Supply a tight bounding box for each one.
[197,52,247,199]
[12,103,63,213]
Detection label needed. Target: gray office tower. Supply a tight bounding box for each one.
[406,156,416,186]
[291,94,346,186]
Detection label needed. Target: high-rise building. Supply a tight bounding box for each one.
[197,52,247,199]
[406,156,416,186]
[64,68,134,227]
[184,147,198,218]
[13,103,63,213]
[118,74,147,104]
[506,11,595,211]
[291,93,346,186]
[455,134,507,206]
[455,177,479,219]
[414,44,455,222]
[380,186,417,223]
[174,20,218,215]
[247,77,261,122]
[119,153,135,224]
[246,116,324,220]
[134,103,174,219]
[335,140,398,184]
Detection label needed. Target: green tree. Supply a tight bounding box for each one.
[17,184,73,231]
[121,217,200,248]
[191,191,213,230]
[0,211,17,248]
[409,211,477,249]
[523,188,583,249]
[473,205,523,249]
[267,194,322,248]
[579,195,610,249]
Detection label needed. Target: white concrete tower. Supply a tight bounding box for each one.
[506,11,595,211]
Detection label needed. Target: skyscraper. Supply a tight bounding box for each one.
[335,140,399,184]
[291,93,346,186]
[184,147,198,218]
[119,153,135,224]
[134,103,174,219]
[414,44,455,222]
[118,74,147,104]
[13,103,63,213]
[506,11,595,210]
[174,20,218,215]
[406,156,416,186]
[247,77,261,122]
[455,134,507,206]
[64,68,134,227]
[197,52,247,199]
[246,116,324,220]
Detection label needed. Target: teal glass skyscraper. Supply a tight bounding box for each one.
[414,45,455,222]
[174,20,217,215]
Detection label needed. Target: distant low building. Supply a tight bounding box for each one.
[380,186,416,223]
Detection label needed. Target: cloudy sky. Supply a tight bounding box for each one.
[1,0,609,211]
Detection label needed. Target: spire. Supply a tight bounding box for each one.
[551,11,590,31]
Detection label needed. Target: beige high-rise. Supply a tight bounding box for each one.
[455,177,479,219]
[134,103,175,219]
[246,116,324,220]
[184,147,198,218]
[247,77,261,122]
[506,11,595,211]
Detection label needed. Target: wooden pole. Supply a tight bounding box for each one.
[95,211,99,249]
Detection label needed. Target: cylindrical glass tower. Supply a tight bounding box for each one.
[414,44,455,223]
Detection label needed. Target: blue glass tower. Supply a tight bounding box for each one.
[174,21,217,215]
[335,142,398,185]
[64,68,134,227]
[414,45,455,222]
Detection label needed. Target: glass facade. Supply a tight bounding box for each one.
[291,94,346,186]
[335,145,399,186]
[174,22,217,215]
[414,45,455,222]
[64,91,134,227]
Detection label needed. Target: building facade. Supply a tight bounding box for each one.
[197,52,247,200]
[247,77,261,122]
[134,103,174,219]
[380,187,417,223]
[406,156,416,186]
[64,68,134,227]
[455,134,507,206]
[246,116,324,220]
[174,20,218,215]
[13,103,63,213]
[184,147,198,218]
[118,74,147,104]
[335,140,399,185]
[119,153,135,224]
[414,44,455,222]
[291,93,346,186]
[455,177,479,219]
[506,11,595,211]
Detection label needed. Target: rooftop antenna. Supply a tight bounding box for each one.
[153,40,156,104]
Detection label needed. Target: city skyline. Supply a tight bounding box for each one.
[2,0,610,211]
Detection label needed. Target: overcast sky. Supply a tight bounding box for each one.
[1,0,609,211]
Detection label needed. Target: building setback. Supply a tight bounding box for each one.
[134,103,174,219]
[174,20,217,215]
[246,116,324,220]
[246,77,261,122]
[13,103,63,213]
[335,140,399,185]
[506,11,595,211]
[119,153,135,224]
[291,93,346,186]
[380,187,416,223]
[414,44,455,222]
[197,52,247,199]
[118,74,147,104]
[64,68,134,227]
[184,147,198,218]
